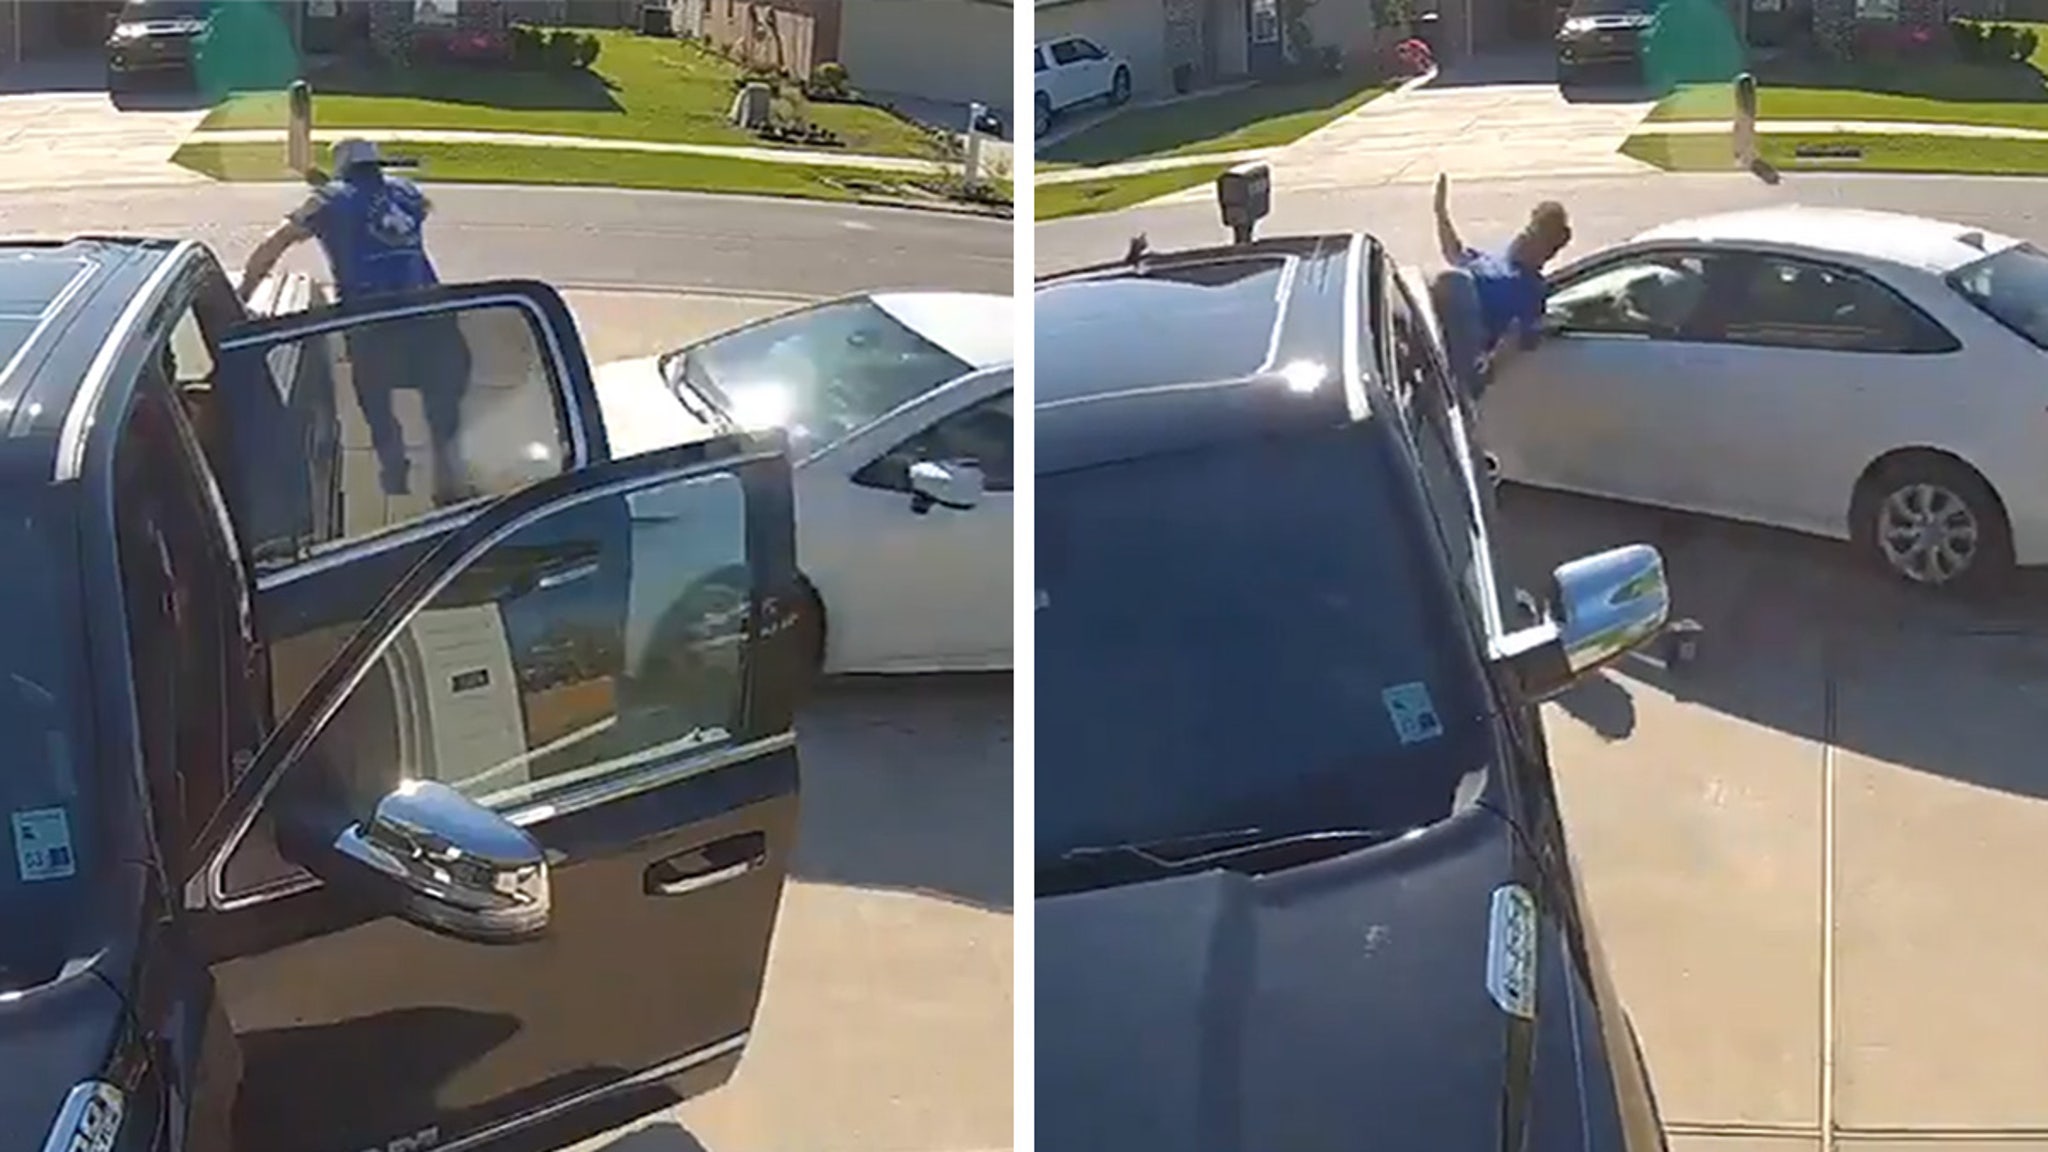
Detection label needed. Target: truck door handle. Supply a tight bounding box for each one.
[644,831,767,897]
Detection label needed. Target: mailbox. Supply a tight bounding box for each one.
[1216,162,1271,244]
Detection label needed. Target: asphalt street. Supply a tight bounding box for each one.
[1034,171,2048,276]
[0,183,1012,298]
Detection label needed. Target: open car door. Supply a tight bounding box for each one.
[208,280,618,725]
[189,291,805,1149]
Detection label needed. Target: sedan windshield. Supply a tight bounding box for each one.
[0,507,97,992]
[1949,242,2048,351]
[664,298,972,450]
[1567,0,1653,14]
[1036,423,1493,865]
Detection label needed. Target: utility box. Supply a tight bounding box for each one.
[1216,162,1272,244]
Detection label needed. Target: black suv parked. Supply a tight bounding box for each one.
[1555,0,1655,84]
[1035,177,1674,1152]
[104,0,214,91]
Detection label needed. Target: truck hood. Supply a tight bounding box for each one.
[1037,806,1617,1152]
[0,960,128,1152]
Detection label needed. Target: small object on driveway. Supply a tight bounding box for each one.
[1661,617,1703,668]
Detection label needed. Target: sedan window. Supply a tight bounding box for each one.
[856,387,1013,492]
[1546,253,1714,338]
[1050,39,1087,64]
[1715,255,1959,354]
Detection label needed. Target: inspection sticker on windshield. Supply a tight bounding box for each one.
[12,806,76,882]
[1381,681,1444,746]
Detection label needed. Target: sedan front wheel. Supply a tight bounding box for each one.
[1852,454,2014,594]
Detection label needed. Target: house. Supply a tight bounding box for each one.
[1035,0,1393,100]
[681,0,1012,127]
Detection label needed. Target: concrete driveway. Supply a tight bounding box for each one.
[0,54,206,191]
[1149,48,1661,206]
[546,290,1012,1152]
[1495,483,2048,1150]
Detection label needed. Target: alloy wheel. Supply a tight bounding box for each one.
[1876,481,1981,586]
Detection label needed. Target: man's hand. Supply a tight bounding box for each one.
[1432,172,1465,266]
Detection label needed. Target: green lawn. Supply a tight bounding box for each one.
[1646,20,2048,129]
[1037,76,1391,170]
[204,28,940,159]
[173,140,1009,208]
[1621,129,2048,175]
[1035,163,1231,221]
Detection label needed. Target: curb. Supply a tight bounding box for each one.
[853,195,1013,219]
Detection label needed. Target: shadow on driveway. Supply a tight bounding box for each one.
[1496,483,2048,800]
[788,672,1013,911]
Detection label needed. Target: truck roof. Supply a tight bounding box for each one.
[0,237,188,482]
[1034,232,1378,476]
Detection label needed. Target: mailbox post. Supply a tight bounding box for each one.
[1732,71,1758,170]
[287,79,314,178]
[1216,161,1271,245]
[964,101,987,190]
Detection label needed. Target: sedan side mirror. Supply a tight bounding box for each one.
[324,780,551,944]
[908,460,985,514]
[1495,543,1671,703]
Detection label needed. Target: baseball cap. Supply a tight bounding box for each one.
[331,138,385,173]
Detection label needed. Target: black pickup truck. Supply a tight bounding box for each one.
[0,236,806,1152]
[1035,173,1674,1152]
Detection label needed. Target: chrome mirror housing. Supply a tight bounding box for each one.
[334,779,551,944]
[1496,543,1672,702]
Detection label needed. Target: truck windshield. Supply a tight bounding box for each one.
[119,0,215,18]
[1035,424,1493,867]
[0,507,97,993]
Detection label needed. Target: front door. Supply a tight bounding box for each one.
[210,281,612,725]
[801,372,1014,672]
[186,437,804,1152]
[1247,0,1284,74]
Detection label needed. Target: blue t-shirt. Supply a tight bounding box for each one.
[291,171,440,301]
[1459,248,1547,350]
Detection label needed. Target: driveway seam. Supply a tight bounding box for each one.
[1821,657,1840,1152]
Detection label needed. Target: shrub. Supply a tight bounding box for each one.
[1952,20,2037,63]
[573,31,602,68]
[810,60,850,98]
[509,23,545,67]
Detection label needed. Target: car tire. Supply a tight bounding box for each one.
[1556,60,1577,87]
[1035,92,1052,139]
[1850,452,2014,595]
[1111,67,1132,105]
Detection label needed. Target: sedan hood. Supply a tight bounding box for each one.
[592,355,720,459]
[1038,807,1606,1152]
[0,962,128,1152]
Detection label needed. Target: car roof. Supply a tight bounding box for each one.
[1631,206,2023,275]
[871,290,1013,370]
[1035,233,1373,476]
[0,237,183,483]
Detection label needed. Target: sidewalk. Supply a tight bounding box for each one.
[1034,148,1271,185]
[186,126,953,174]
[1630,117,2048,140]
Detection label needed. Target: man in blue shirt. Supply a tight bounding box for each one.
[239,138,474,504]
[1425,173,1572,406]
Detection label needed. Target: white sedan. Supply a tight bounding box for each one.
[1033,36,1132,137]
[1482,206,2048,593]
[594,291,1014,674]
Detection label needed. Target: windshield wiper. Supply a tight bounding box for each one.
[1047,826,1404,888]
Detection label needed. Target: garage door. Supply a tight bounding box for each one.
[1033,0,1167,99]
[837,0,1013,121]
